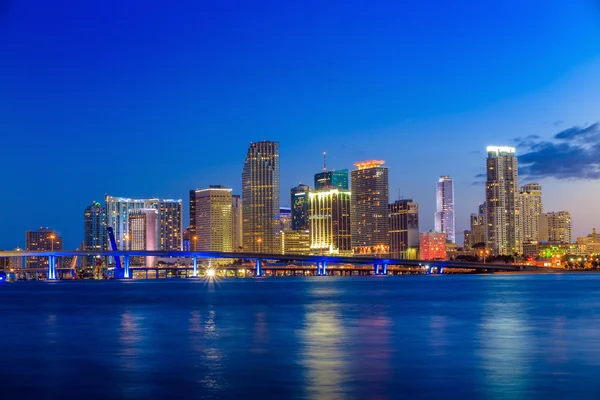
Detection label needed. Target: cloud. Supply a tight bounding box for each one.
[517,122,600,180]
[553,120,564,127]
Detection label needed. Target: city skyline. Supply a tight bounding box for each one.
[2,1,600,249]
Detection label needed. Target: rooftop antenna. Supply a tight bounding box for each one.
[323,151,327,172]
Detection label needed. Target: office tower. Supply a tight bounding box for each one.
[232,195,242,251]
[281,229,311,255]
[519,183,543,244]
[280,207,292,231]
[389,199,419,259]
[182,226,191,251]
[419,231,447,260]
[351,160,389,254]
[538,213,549,242]
[546,211,572,243]
[105,196,182,251]
[291,184,310,231]
[484,146,522,255]
[314,169,349,190]
[434,176,455,243]
[26,228,62,269]
[128,209,158,267]
[242,141,280,253]
[309,188,352,254]
[190,186,233,252]
[83,201,107,267]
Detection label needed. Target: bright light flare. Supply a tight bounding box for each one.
[206,269,216,278]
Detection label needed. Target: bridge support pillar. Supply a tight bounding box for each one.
[382,263,388,275]
[374,263,380,275]
[256,259,262,277]
[192,256,198,278]
[317,261,327,276]
[123,255,131,279]
[47,255,57,281]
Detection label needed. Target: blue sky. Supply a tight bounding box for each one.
[1,0,600,249]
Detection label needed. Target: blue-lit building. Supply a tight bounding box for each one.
[314,169,349,190]
[83,201,106,267]
[291,184,310,231]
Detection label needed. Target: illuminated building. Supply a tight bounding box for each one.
[484,146,522,255]
[26,228,62,269]
[546,211,572,243]
[105,196,182,252]
[434,176,455,243]
[128,209,158,267]
[281,229,311,255]
[314,169,349,190]
[83,201,106,267]
[419,231,447,260]
[242,141,280,253]
[280,207,292,231]
[519,183,543,244]
[182,226,191,251]
[309,188,352,254]
[291,184,310,231]
[190,186,233,252]
[232,195,242,251]
[389,199,419,259]
[577,228,600,255]
[350,160,389,254]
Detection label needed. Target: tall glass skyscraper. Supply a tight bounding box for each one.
[242,141,280,253]
[314,169,349,190]
[484,146,522,255]
[291,184,310,231]
[83,201,106,267]
[309,188,352,254]
[189,186,233,252]
[389,199,419,259]
[434,176,455,243]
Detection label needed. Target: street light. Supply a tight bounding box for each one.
[49,234,55,251]
[257,238,262,253]
[193,236,197,252]
[124,233,130,251]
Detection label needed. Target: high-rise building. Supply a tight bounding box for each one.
[351,160,389,254]
[314,169,349,190]
[309,188,352,254]
[232,195,243,252]
[434,176,455,243]
[281,229,311,255]
[83,201,106,267]
[128,209,158,267]
[190,186,233,252]
[242,141,280,253]
[484,146,522,255]
[519,183,543,244]
[419,231,447,260]
[546,211,572,243]
[389,199,419,258]
[291,184,310,231]
[538,213,549,242]
[26,228,62,269]
[105,196,182,251]
[280,207,292,232]
[182,226,191,251]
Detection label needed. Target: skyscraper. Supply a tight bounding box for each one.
[484,146,522,255]
[351,160,389,254]
[519,183,543,244]
[389,199,419,259]
[26,228,62,269]
[83,201,106,267]
[232,195,242,252]
[290,184,310,231]
[190,186,233,252]
[128,209,158,267]
[419,231,447,260]
[309,188,352,254]
[242,141,280,253]
[434,176,455,243]
[314,169,349,190]
[546,211,572,243]
[280,207,292,232]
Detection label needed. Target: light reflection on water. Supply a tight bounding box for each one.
[2,275,600,399]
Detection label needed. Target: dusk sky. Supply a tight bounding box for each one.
[1,0,600,249]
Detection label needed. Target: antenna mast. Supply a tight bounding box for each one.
[323,152,327,171]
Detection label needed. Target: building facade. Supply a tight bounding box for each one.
[190,186,233,252]
[291,184,310,231]
[83,201,106,267]
[280,207,292,232]
[350,160,389,254]
[309,188,352,254]
[128,209,158,267]
[519,183,542,244]
[389,199,419,259]
[546,211,572,243]
[314,169,349,190]
[232,195,243,251]
[484,146,522,255]
[281,229,311,255]
[434,176,455,243]
[26,228,62,269]
[242,141,280,253]
[419,231,447,260]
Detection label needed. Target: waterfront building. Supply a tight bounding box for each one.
[434,176,455,243]
[83,201,106,267]
[314,169,349,190]
[26,228,62,269]
[484,146,522,255]
[291,184,310,231]
[388,199,419,259]
[351,160,389,254]
[419,231,447,260]
[519,183,543,244]
[309,188,352,254]
[242,141,280,253]
[281,229,311,255]
[546,211,572,243]
[577,228,600,255]
[189,186,233,252]
[280,206,292,232]
[539,213,549,242]
[182,226,191,251]
[128,209,158,267]
[232,195,242,251]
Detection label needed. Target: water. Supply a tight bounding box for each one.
[2,274,600,399]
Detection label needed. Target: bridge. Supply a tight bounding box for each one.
[0,250,527,280]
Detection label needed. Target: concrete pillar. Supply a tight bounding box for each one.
[256,259,262,277]
[47,255,57,280]
[123,255,131,279]
[193,256,198,278]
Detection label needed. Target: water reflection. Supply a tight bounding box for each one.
[119,310,141,371]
